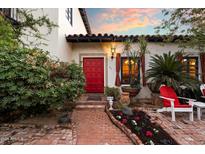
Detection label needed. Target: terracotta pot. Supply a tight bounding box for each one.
[121,86,141,97]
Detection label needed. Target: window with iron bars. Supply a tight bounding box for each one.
[0,8,18,20]
[66,8,73,26]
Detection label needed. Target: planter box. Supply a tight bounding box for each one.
[105,106,142,145]
[105,105,178,145]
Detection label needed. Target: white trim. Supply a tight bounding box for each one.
[158,95,194,121]
[200,84,205,96]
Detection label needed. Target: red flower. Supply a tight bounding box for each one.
[118,111,123,116]
[134,116,141,121]
[121,118,127,124]
[146,131,153,137]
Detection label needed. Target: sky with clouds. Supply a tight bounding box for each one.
[85,8,167,35]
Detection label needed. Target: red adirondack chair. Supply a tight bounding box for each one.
[157,85,195,121]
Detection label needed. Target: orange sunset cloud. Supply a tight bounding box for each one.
[87,8,162,34]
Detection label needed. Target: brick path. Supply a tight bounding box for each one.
[139,107,205,145]
[72,108,133,145]
[0,124,75,145]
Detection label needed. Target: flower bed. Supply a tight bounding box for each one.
[110,109,178,145]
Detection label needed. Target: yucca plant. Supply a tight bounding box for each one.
[146,51,199,94]
[122,37,149,88]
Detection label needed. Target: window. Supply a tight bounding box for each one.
[121,57,139,84]
[66,8,73,26]
[182,57,198,79]
[0,8,17,20]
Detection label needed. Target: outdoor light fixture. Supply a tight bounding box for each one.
[111,47,116,59]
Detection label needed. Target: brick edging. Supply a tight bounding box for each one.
[71,123,77,145]
[105,106,143,145]
[71,112,77,145]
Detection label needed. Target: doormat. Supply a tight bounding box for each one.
[87,95,102,101]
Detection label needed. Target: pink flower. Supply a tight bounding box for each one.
[121,118,127,124]
[146,131,153,137]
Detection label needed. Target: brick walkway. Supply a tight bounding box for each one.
[139,107,205,145]
[0,123,75,145]
[72,108,133,145]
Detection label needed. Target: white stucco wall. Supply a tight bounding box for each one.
[57,8,88,62]
[20,9,59,60]
[71,42,202,96]
[65,8,88,35]
[20,8,88,62]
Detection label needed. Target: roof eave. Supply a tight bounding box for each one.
[78,8,92,34]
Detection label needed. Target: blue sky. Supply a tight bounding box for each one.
[85,8,167,35]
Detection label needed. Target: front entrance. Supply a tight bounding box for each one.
[83,57,104,93]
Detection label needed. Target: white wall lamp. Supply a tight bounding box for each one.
[111,47,116,59]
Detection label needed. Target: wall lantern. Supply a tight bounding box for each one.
[111,47,116,59]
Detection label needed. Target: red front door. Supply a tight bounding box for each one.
[83,57,104,93]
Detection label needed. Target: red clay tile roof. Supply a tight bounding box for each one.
[66,33,190,43]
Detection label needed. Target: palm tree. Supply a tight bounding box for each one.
[146,51,199,94]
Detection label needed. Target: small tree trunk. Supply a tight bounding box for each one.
[128,57,132,84]
[140,59,143,85]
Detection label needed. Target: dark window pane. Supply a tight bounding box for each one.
[182,57,198,79]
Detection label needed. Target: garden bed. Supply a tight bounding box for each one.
[106,107,178,145]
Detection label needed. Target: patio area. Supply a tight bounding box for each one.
[73,92,205,145]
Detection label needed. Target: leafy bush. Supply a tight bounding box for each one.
[0,12,85,121]
[50,62,85,103]
[105,87,121,101]
[0,47,85,117]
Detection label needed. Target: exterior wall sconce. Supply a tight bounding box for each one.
[111,47,116,59]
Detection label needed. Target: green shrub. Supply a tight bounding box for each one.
[113,101,128,110]
[50,62,85,103]
[0,47,85,116]
[0,15,18,49]
[105,87,121,101]
[0,13,85,120]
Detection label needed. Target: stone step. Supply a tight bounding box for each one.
[76,100,107,106]
[75,104,105,109]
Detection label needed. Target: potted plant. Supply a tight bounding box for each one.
[105,87,121,110]
[121,79,141,97]
[105,87,120,101]
[121,36,149,97]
